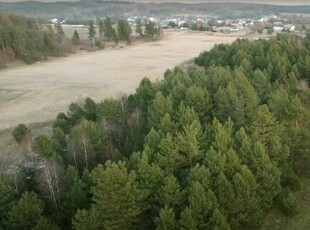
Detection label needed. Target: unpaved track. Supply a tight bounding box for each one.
[0,30,239,130]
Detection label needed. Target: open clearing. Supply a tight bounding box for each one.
[0,30,243,130]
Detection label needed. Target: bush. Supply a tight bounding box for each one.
[280,189,299,216]
[12,123,29,143]
[267,28,274,35]
[281,171,301,191]
[95,40,105,49]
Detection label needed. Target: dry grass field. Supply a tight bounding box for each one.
[0,30,243,130]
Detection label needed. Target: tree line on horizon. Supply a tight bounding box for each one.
[86,17,162,48]
[1,33,310,229]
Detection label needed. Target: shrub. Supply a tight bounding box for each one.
[12,123,29,143]
[280,189,299,216]
[95,40,105,49]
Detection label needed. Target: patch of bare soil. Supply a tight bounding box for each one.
[0,30,243,130]
[299,79,309,90]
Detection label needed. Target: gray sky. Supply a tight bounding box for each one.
[0,0,309,5]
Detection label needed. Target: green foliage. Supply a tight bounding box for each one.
[67,103,84,125]
[5,191,44,229]
[88,161,145,229]
[210,208,230,230]
[72,30,80,46]
[35,134,57,158]
[68,120,106,171]
[32,217,60,230]
[53,118,70,135]
[88,20,96,47]
[98,19,104,38]
[72,209,101,230]
[103,17,118,44]
[0,174,15,227]
[5,33,310,229]
[61,167,90,227]
[144,20,159,40]
[279,189,300,216]
[12,123,29,143]
[155,205,177,230]
[117,19,132,43]
[0,12,63,64]
[135,19,144,38]
[95,40,104,49]
[97,98,123,124]
[83,97,97,121]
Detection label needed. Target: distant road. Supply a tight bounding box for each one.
[0,30,240,130]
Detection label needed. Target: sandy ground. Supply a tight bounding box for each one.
[0,30,241,130]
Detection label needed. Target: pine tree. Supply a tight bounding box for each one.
[144,128,162,153]
[159,113,176,135]
[32,217,60,230]
[251,105,288,163]
[177,119,202,167]
[117,19,132,44]
[214,171,235,213]
[250,69,271,103]
[157,175,183,209]
[145,20,158,40]
[179,207,197,230]
[103,17,118,44]
[231,167,262,228]
[155,133,185,175]
[35,134,56,158]
[252,141,281,209]
[90,161,145,229]
[5,191,44,229]
[187,165,211,191]
[61,177,89,227]
[72,209,101,230]
[83,97,97,121]
[98,19,104,38]
[155,205,177,230]
[188,182,218,229]
[53,112,71,134]
[184,86,212,122]
[135,19,144,38]
[72,30,80,46]
[67,102,84,125]
[0,174,15,227]
[52,127,67,156]
[88,20,96,47]
[209,208,230,230]
[148,92,174,130]
[178,106,199,128]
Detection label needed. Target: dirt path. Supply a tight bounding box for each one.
[0,30,240,130]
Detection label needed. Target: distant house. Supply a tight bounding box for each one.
[273,26,284,32]
[284,24,296,32]
[230,21,243,31]
[212,26,218,32]
[245,20,254,26]
[51,18,58,24]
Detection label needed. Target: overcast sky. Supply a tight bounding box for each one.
[0,0,309,6]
